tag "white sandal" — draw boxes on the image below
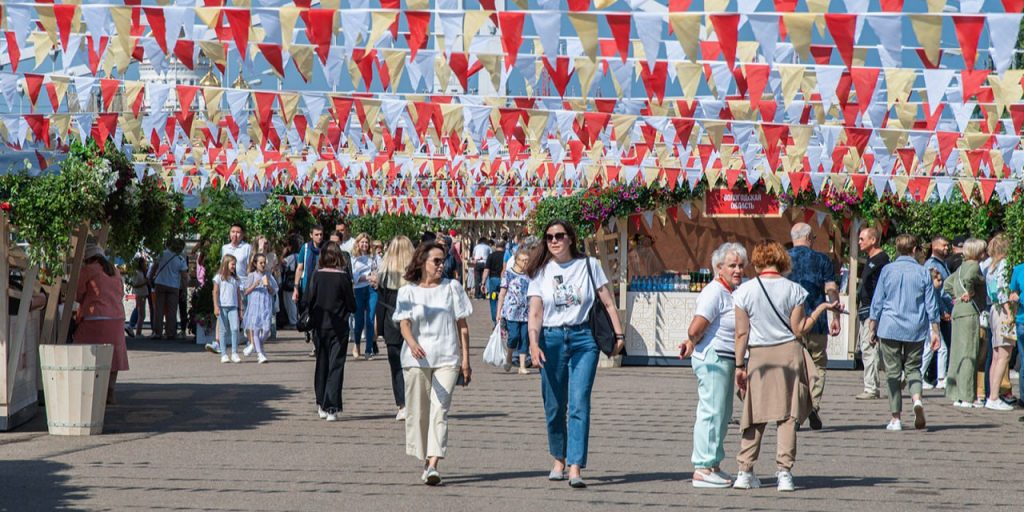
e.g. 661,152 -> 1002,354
692,470 -> 732,488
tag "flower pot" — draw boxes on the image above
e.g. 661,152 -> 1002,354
196,324 -> 215,345
38,344 -> 113,436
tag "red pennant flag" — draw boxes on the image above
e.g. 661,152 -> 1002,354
789,172 -> 811,193
606,14 -> 633,63
761,124 -> 789,171
405,11 -> 431,60
174,40 -> 196,70
568,0 -> 590,11
24,115 -> 50,148
96,113 -> 119,151
709,14 -> 740,69
952,16 -> 984,71
85,36 -> 109,76
671,117 -> 696,146
331,96 -> 353,127
253,92 -> 276,131
23,74 -> 45,109
849,67 -> 880,114
176,85 -> 200,110
4,33 -> 20,73
448,52 -> 483,91
305,8 -> 336,63
897,148 -> 917,174
224,9 -> 251,59
582,112 -> 611,148
53,4 -> 77,52
960,69 -> 989,100
35,150 -> 48,171
143,7 -> 168,54
1008,104 -> 1024,135
100,79 -> 120,111
351,49 -> 377,90
542,57 -> 575,98
824,14 -> 857,69
639,61 -> 669,104
131,84 -> 145,117
978,178 -> 997,203
849,173 -> 868,197
844,127 -> 872,158
916,48 -> 943,69
879,0 -> 905,11
257,44 -> 285,77
965,149 -> 986,177
44,83 -> 60,112
907,177 -> 930,201
498,11 -> 526,69
810,45 -> 833,65
745,64 -> 770,109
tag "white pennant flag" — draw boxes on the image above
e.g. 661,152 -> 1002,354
865,15 -> 902,68
141,38 -> 168,76
988,14 -> 1024,76
164,6 -> 193,51
514,55 -> 541,95
708,62 -> 734,99
531,12 -> 562,61
74,114 -> 94,144
324,46 -> 347,90
608,59 -> 635,98
5,5 -> 33,49
81,5 -> 111,40
922,68 -> 955,113
225,90 -> 249,124
815,65 -> 844,113
995,180 -> 1018,203
633,13 -> 663,67
960,0 -> 985,13
341,10 -> 370,56
61,34 -> 85,74
554,110 -> 577,142
748,14 -> 778,65
302,93 -> 327,126
148,83 -> 172,112
74,77 -> 97,112
407,50 -> 436,92
438,12 -> 462,57
0,73 -> 18,109
933,177 -> 954,200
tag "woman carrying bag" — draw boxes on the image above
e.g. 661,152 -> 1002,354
373,236 -> 415,421
525,220 -> 625,489
732,240 -> 838,492
943,238 -> 988,408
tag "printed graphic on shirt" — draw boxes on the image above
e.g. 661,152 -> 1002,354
553,275 -> 582,310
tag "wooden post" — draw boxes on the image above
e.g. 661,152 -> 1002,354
53,223 -> 90,346
618,217 -> 628,312
847,218 -> 862,360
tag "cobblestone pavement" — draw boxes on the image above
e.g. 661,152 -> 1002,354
2,300 -> 1021,511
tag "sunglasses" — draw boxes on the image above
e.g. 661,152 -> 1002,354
428,257 -> 445,265
545,232 -> 568,243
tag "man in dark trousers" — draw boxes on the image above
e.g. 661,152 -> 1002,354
855,227 -> 889,400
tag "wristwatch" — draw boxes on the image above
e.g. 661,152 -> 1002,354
615,334 -> 625,341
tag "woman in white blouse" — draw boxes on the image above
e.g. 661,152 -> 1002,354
681,243 -> 747,488
352,233 -> 381,359
526,220 -> 624,489
732,240 -> 838,492
393,241 -> 473,486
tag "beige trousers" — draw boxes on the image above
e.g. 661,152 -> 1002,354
802,334 -> 828,411
736,417 -> 797,472
404,366 -> 459,461
859,319 -> 881,394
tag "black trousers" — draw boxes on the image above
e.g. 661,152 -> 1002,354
314,325 -> 349,413
474,263 -> 486,298
386,344 -> 405,407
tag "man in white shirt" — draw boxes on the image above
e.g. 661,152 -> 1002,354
149,239 -> 189,340
471,237 -> 492,299
335,220 -> 355,254
221,224 -> 253,279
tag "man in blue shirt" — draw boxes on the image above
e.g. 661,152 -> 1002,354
788,222 -> 840,430
1007,260 -> 1024,407
921,236 -> 953,390
868,234 -> 941,431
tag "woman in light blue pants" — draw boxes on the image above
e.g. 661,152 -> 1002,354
681,243 -> 747,489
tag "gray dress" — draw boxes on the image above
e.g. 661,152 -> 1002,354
243,272 -> 279,336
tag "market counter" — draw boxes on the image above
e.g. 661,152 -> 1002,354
622,291 -> 855,368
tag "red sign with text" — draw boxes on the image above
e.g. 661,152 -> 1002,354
704,189 -> 780,217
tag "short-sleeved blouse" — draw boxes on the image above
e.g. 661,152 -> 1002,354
393,279 -> 473,368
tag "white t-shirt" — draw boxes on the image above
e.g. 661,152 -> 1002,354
692,279 -> 736,360
393,279 -> 473,369
221,242 -> 253,279
732,277 -> 809,347
351,254 -> 379,289
213,274 -> 240,307
527,257 -> 607,327
472,243 -> 492,263
339,237 -> 356,255
153,250 -> 188,289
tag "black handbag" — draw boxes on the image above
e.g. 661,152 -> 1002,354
584,257 -> 617,356
296,309 -> 313,333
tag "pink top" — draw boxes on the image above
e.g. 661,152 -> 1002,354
76,262 -> 126,321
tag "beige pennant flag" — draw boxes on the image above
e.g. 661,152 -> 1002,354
676,62 -> 702,103
806,0 -> 829,33
926,0 -> 946,12
28,32 -> 54,71
703,121 -> 726,150
575,58 -> 598,100
368,10 -> 398,51
790,125 -> 813,159
290,45 -> 314,82
878,129 -> 905,154
895,102 -> 917,130
990,149 -> 1005,175
988,70 -> 1024,116
526,110 -> 550,144
477,54 -> 503,92
109,6 -> 134,54
910,15 -> 942,67
279,6 -> 301,49
783,14 -> 815,61
728,100 -> 756,121
50,77 -> 70,111
965,132 -> 990,150
195,7 -> 222,30
778,64 -> 804,107
641,166 -> 660,185
35,6 -> 59,46
52,114 -> 72,140
705,0 -> 730,12
612,114 -> 637,150
435,54 -> 452,92
737,41 -> 759,64
720,145 -> 737,170
203,88 -> 224,122
198,41 -> 227,73
568,13 -> 599,61
705,167 -> 722,188
360,99 -> 382,136
669,14 -> 701,63
589,141 -> 605,164
124,81 -> 145,111
463,11 -> 491,53
594,0 -> 617,8
382,49 -> 407,91
441,104 -> 464,135
884,68 -> 916,109
120,114 -> 143,146
278,92 -> 299,125
891,175 -> 910,196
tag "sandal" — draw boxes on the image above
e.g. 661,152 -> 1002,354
692,469 -> 732,488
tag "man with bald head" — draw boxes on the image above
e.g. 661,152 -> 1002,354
788,222 -> 841,430
855,226 -> 889,400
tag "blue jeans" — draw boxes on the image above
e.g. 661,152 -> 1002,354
691,350 -> 736,469
354,286 -> 378,355
540,324 -> 599,468
505,320 -> 529,354
218,307 -> 240,355
487,277 -> 501,323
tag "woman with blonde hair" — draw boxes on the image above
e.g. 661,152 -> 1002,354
373,236 -> 416,420
982,234 -> 1015,410
351,232 -> 381,359
732,240 -> 838,492
944,238 -> 988,408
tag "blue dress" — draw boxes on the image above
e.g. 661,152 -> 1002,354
243,272 -> 278,335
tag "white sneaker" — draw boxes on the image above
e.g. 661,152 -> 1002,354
326,412 -> 338,421
424,467 -> 441,486
985,399 -> 1013,411
220,355 -> 230,363
732,471 -> 761,489
317,407 -> 328,419
776,470 -> 795,492
243,343 -> 255,357
922,381 -> 934,390
952,400 -> 972,408
204,343 -> 221,354
936,380 -> 946,389
886,419 -> 903,431
230,353 -> 242,363
971,400 -> 985,408
395,408 -> 407,421
257,353 -> 269,364
913,400 -> 926,430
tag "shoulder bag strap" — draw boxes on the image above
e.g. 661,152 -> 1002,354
755,276 -> 795,335
584,257 -> 597,298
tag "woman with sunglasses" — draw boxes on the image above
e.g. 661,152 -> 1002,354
525,220 -> 625,489
393,241 -> 473,486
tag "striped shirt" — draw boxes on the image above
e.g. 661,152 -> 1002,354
869,256 -> 940,342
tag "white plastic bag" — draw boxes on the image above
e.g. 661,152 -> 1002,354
483,324 -> 506,367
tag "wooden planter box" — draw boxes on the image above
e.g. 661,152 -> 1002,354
39,344 -> 113,436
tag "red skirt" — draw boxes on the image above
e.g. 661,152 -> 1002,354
74,319 -> 130,372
